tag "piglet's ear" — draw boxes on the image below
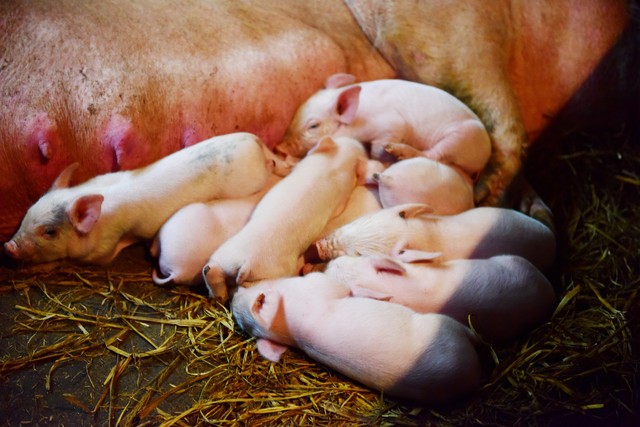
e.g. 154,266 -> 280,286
398,203 -> 434,219
370,255 -> 406,275
394,249 -> 443,264
50,163 -> 80,190
309,136 -> 338,155
251,290 -> 283,331
349,284 -> 393,301
256,338 -> 288,362
324,73 -> 356,89
67,194 -> 104,234
336,86 -> 361,125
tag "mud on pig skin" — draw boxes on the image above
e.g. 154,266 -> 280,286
203,136 -> 368,303
231,272 -> 483,404
0,0 -> 631,243
316,203 -> 557,272
151,174 -> 282,287
324,253 -> 556,343
4,133 -> 273,265
0,0 -> 394,244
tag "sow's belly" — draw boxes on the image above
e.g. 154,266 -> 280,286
0,0 -> 394,242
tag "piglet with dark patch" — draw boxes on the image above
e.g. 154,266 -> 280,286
4,133 -> 278,265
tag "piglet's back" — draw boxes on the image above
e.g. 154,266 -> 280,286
299,297 -> 482,404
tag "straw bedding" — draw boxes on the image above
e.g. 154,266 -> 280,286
0,130 -> 638,425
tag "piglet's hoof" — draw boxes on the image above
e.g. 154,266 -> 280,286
518,184 -> 555,233
384,142 -> 422,160
474,172 -> 507,207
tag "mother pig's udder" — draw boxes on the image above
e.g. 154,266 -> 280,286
0,0 -> 390,243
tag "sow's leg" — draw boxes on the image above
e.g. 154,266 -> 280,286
0,0 -> 393,242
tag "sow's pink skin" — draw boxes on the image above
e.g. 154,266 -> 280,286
372,157 -> 474,214
0,0 -> 395,244
4,133 -> 276,265
277,73 -> 491,181
151,175 -> 282,286
316,203 -> 557,272
202,136 -> 368,303
231,272 -> 483,405
324,253 -> 556,343
0,1 -> 627,241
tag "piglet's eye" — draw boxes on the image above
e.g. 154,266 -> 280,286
41,226 -> 59,240
307,121 -> 320,130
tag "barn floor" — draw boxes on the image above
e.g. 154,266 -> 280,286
1,128 -> 639,425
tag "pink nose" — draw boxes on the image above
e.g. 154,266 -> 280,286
4,240 -> 20,259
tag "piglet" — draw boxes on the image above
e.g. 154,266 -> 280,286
324,253 -> 556,342
316,204 -> 556,272
373,157 -> 474,214
203,136 -> 368,302
318,185 -> 381,238
151,174 -> 282,286
277,73 -> 491,180
4,133 -> 278,265
231,272 -> 482,404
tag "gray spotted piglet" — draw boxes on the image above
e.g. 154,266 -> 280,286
4,133 -> 277,265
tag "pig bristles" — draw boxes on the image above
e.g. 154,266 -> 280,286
0,136 -> 638,425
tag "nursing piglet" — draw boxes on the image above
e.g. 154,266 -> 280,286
373,157 -> 474,214
231,272 -> 482,404
318,185 -> 382,238
324,253 -> 556,342
316,204 -> 556,272
151,174 -> 282,286
203,136 -> 367,302
4,133 -> 276,265
277,73 -> 491,180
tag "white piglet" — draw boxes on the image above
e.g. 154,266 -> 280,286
318,185 -> 382,238
373,157 -> 474,214
151,175 -> 282,286
324,253 -> 556,342
203,136 -> 368,302
316,204 -> 556,272
231,272 -> 482,405
4,133 -> 279,265
277,73 -> 491,180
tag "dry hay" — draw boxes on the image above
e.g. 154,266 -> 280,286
0,132 -> 638,426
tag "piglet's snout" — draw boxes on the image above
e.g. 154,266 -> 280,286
4,240 -> 20,259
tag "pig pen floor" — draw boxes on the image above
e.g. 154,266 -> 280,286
1,133 -> 639,426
